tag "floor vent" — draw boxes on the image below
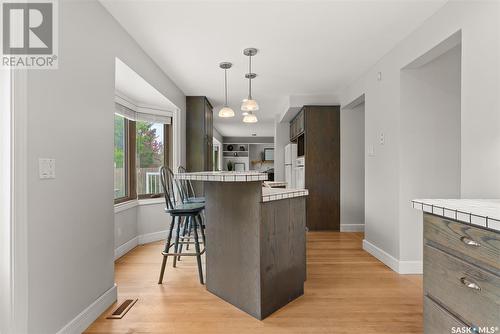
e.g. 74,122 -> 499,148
107,299 -> 138,319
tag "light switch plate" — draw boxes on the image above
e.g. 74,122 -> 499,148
39,158 -> 56,179
368,145 -> 375,157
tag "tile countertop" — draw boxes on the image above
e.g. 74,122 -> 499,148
412,199 -> 500,232
262,187 -> 309,202
175,171 -> 268,182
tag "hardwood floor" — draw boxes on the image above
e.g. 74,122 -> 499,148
85,232 -> 423,333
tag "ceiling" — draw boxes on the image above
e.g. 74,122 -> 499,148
115,57 -> 178,112
101,0 -> 446,137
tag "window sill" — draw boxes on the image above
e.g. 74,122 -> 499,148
114,197 -> 164,213
114,200 -> 138,213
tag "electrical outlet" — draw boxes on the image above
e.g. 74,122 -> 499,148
39,158 -> 56,179
379,132 -> 385,145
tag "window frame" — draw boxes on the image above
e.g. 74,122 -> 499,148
114,119 -> 137,204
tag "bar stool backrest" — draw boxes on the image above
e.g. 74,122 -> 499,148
177,166 -> 196,202
160,166 -> 176,210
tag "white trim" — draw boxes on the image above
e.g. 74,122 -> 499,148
137,230 -> 168,245
114,198 -> 164,214
114,230 -> 168,261
137,198 -> 164,206
362,239 -> 423,274
398,260 -> 423,274
114,200 -> 138,213
56,284 -> 117,334
11,70 -> 29,334
0,66 -> 12,334
115,93 -> 175,116
340,224 -> 365,232
362,239 -> 399,272
114,237 -> 139,261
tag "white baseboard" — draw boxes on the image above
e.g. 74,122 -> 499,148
114,236 -> 138,261
398,260 -> 423,274
57,284 -> 117,334
137,229 -> 167,245
115,230 -> 167,261
340,224 -> 365,232
362,239 -> 422,274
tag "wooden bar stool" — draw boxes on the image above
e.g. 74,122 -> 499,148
158,166 -> 206,285
176,166 -> 206,257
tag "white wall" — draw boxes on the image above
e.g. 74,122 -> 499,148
0,70 -> 11,334
340,1 -> 500,272
274,119 -> 290,182
22,1 -> 185,333
340,103 -> 365,232
399,45 -> 461,262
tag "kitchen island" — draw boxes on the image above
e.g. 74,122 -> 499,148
412,199 -> 500,333
175,171 -> 309,320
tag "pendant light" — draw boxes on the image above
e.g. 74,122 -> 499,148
218,62 -> 235,118
241,48 -> 259,122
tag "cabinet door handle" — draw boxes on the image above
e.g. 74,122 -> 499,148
460,277 -> 481,291
460,236 -> 481,247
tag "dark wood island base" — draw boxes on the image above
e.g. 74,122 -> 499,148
175,172 -> 308,320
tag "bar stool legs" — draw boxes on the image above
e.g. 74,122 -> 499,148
158,213 -> 205,285
158,216 -> 176,284
192,216 -> 204,285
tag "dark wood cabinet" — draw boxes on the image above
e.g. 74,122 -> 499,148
291,106 -> 340,231
186,96 -> 214,194
290,110 -> 305,141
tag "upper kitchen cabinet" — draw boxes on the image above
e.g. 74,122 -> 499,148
186,96 -> 214,193
290,109 -> 305,141
291,105 -> 340,231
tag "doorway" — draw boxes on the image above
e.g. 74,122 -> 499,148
399,32 -> 462,261
341,98 -> 365,232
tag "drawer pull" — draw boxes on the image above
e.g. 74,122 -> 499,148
460,236 -> 481,247
460,277 -> 481,291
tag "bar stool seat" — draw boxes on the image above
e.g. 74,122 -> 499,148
165,202 -> 205,215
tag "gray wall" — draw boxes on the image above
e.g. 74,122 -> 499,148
249,144 -> 274,171
340,1 -> 499,271
340,104 -> 365,231
399,45 -> 461,261
274,121 -> 290,182
24,1 -> 185,332
213,127 -> 223,144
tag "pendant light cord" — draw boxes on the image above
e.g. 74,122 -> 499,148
248,55 -> 252,99
224,68 -> 228,106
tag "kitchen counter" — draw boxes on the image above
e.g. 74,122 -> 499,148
174,171 -> 308,319
262,187 -> 309,202
177,172 -> 308,202
412,199 -> 500,231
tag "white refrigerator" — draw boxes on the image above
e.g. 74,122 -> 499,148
285,143 -> 297,188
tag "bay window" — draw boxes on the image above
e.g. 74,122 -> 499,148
114,102 -> 172,204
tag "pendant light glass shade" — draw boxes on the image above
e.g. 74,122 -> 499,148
243,111 -> 258,123
218,106 -> 235,117
218,62 -> 234,118
241,98 -> 259,112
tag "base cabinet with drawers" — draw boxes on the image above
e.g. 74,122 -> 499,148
423,213 -> 500,333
